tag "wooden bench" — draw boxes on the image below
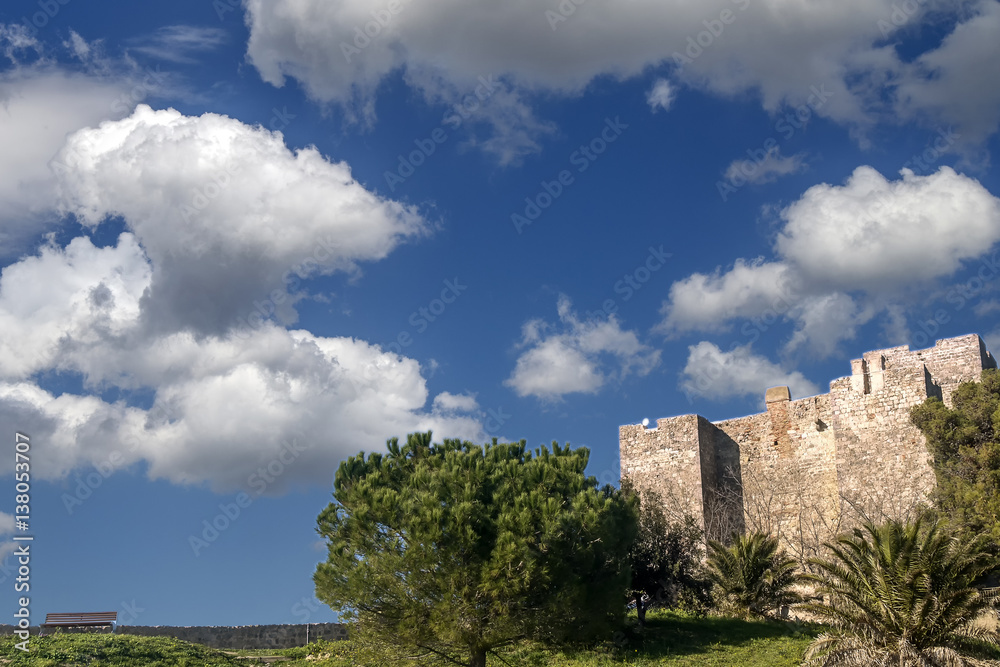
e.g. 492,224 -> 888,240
40,612 -> 118,635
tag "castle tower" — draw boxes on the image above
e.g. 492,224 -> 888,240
620,334 -> 996,556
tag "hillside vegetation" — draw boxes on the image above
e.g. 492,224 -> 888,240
0,612 -> 819,666
0,633 -> 247,666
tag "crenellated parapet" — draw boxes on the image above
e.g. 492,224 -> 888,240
620,334 -> 996,556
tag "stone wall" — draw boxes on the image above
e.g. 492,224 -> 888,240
0,623 -> 348,649
620,334 -> 997,559
831,353 -> 936,528
717,391 -> 840,561
119,623 -> 348,649
620,414 -> 707,528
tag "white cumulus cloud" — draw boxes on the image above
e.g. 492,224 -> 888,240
242,0 -> 1000,157
54,104 -> 427,336
432,391 -> 479,414
659,259 -> 792,334
894,0 -> 1000,149
660,165 -> 1000,355
506,296 -> 660,401
777,166 -> 1000,292
0,103 -> 482,494
680,342 -> 819,402
0,68 -> 131,256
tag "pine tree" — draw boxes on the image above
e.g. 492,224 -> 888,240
911,368 -> 1000,545
314,432 -> 637,667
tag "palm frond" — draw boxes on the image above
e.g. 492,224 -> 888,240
804,518 -> 1000,666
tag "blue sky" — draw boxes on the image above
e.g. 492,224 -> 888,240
1,0 -> 1000,627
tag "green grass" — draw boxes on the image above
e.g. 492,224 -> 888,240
298,610 -> 1000,666
0,612 -> 821,666
0,633 -> 249,666
24,611 -> 995,666
496,611 -> 819,667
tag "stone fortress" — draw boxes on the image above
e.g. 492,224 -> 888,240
620,334 -> 997,559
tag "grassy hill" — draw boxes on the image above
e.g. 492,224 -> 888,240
0,611 -> 822,666
0,633 -> 248,666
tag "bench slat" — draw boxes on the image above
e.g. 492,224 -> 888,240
42,612 -> 118,627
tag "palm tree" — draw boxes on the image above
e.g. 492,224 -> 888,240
706,532 -> 801,619
803,518 -> 1000,666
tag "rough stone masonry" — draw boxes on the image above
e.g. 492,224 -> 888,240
620,334 -> 997,561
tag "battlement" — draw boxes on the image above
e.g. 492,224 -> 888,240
620,334 -> 996,554
841,334 -> 994,403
